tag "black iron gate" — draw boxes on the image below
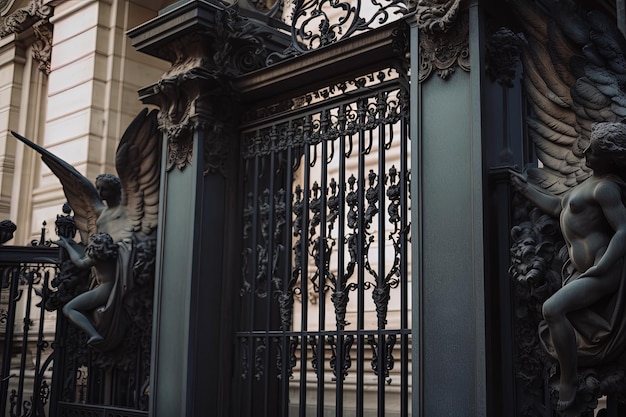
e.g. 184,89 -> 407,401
234,29 -> 412,416
0,225 -> 59,417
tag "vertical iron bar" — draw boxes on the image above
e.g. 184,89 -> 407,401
336,106 -> 347,417
135,339 -> 142,408
317,125 -> 328,417
299,139 -> 311,417
377,99 -> 387,417
400,110 -> 409,417
263,152 -> 276,417
32,269 -> 49,416
356,98 -> 366,417
281,142 -> 295,417
16,269 -> 36,416
0,267 -> 19,415
410,19 -> 424,417
246,154 -> 261,417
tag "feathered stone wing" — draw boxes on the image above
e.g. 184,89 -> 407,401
115,108 -> 161,238
10,131 -> 104,244
509,0 -> 626,194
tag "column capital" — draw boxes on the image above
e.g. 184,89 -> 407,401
129,0 -> 289,175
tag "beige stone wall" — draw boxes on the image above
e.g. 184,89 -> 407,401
0,0 -> 169,244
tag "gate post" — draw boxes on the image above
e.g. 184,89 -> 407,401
127,2 -> 287,416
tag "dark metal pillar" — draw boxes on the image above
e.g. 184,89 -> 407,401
128,2 -> 287,416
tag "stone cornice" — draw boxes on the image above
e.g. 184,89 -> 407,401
0,0 -> 50,37
0,0 -> 52,74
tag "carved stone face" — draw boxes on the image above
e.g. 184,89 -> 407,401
96,180 -> 115,202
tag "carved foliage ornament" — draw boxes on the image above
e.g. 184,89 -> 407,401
416,0 -> 470,82
151,7 -> 276,175
0,0 -> 52,74
150,66 -> 233,176
32,20 -> 51,74
0,0 -> 50,36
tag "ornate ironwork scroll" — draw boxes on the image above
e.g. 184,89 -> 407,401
265,0 -> 414,63
0,223 -> 59,417
235,57 -> 411,415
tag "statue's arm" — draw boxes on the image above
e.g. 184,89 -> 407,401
56,237 -> 95,270
584,182 -> 626,277
511,171 -> 562,218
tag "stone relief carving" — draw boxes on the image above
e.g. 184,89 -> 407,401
485,27 -> 523,88
11,109 -> 160,355
143,6 -> 282,175
0,0 -> 16,16
416,0 -> 470,82
0,0 -> 51,74
32,20 -> 51,74
508,0 -> 626,414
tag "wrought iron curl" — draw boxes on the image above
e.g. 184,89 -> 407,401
254,337 -> 266,380
367,333 -> 397,382
287,0 -> 412,53
275,336 -> 299,379
240,337 -> 249,379
308,335 -> 320,376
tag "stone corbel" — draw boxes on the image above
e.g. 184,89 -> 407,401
142,65 -> 233,176
416,0 -> 470,82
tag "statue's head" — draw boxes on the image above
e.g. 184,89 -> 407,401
589,122 -> 626,171
0,220 -> 16,244
95,174 -> 121,202
86,232 -> 118,261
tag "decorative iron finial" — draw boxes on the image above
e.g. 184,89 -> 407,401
55,202 -> 76,240
31,220 -> 51,246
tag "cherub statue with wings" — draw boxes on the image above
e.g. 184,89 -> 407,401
505,0 -> 626,414
12,108 -> 160,352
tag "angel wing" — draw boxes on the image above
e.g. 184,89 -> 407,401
115,108 -> 160,237
508,0 -> 626,194
10,131 -> 104,243
11,108 -> 161,243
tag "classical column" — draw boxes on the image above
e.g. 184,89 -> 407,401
128,2 -> 287,415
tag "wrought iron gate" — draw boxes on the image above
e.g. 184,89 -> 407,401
234,31 -> 412,416
0,227 -> 59,417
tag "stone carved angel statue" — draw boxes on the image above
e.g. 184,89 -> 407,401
507,0 -> 626,414
11,108 -> 160,352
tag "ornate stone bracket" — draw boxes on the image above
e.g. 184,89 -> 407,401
0,0 -> 52,74
130,2 -> 290,176
416,0 -> 470,82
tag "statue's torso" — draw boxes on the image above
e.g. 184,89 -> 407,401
96,206 -> 132,243
561,177 -> 617,273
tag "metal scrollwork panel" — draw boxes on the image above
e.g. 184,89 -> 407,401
236,65 -> 411,415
